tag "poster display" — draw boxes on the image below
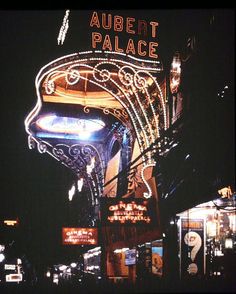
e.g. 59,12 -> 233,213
125,249 -> 136,266
179,218 -> 205,279
152,244 -> 163,277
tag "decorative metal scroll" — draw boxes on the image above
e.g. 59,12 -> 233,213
37,52 -> 166,162
28,135 -> 104,201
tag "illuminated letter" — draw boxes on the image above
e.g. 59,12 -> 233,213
102,34 -> 112,51
150,21 -> 158,38
115,36 -> 124,53
126,39 -> 136,55
92,32 -> 102,49
102,13 -> 112,29
138,40 -> 147,56
114,15 -> 123,32
126,17 -> 135,34
120,202 -> 126,209
109,205 -> 117,211
90,11 -> 100,28
126,203 -> 132,211
138,20 -> 147,36
149,42 -> 158,58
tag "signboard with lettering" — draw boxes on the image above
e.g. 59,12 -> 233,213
179,218 -> 205,279
89,11 -> 159,59
62,228 -> 98,245
101,198 -> 157,226
3,219 -> 19,226
6,274 -> 22,282
4,264 -> 16,270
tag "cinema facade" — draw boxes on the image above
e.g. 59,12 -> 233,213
24,10 -> 235,284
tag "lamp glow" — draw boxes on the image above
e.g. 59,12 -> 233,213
0,245 -> 5,252
0,253 -> 5,262
77,178 -> 84,192
68,184 -> 76,201
59,265 -> 67,271
225,238 -> 233,249
79,130 -> 91,140
71,262 -> 77,268
36,115 -> 105,139
87,157 -> 96,174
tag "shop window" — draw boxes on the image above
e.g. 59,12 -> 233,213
177,196 -> 236,279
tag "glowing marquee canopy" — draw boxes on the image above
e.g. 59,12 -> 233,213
24,50 -> 167,199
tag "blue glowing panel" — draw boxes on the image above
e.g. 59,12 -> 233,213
36,115 -> 105,139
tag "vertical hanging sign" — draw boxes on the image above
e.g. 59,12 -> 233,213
179,218 -> 205,279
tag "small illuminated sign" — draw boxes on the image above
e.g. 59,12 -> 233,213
5,264 -> 16,270
6,274 -> 22,282
3,220 -> 18,226
62,228 -> 98,245
101,198 -> 157,225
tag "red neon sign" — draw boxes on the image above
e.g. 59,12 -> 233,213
102,199 -> 156,225
62,228 -> 98,245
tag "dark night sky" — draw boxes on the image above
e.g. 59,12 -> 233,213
0,10 -> 86,267
0,9 -> 234,268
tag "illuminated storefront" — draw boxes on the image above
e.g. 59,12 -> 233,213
177,195 -> 236,279
104,239 -> 163,284
83,247 -> 101,277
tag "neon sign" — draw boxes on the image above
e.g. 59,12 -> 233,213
3,220 -> 18,226
6,274 -> 23,283
62,228 -> 98,245
102,199 -> 156,225
90,11 -> 159,59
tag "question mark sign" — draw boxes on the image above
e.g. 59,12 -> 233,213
184,231 -> 202,262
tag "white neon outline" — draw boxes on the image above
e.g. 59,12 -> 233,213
24,51 -> 166,199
